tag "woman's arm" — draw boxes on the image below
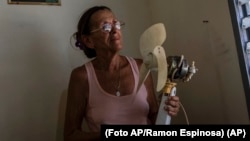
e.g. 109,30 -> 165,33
64,66 -> 100,141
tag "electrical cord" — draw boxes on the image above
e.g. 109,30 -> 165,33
179,101 -> 190,125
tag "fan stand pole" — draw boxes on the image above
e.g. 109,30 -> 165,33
155,81 -> 177,125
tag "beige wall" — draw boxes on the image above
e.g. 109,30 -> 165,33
0,0 -> 249,141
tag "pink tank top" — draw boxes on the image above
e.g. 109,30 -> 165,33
85,56 -> 149,132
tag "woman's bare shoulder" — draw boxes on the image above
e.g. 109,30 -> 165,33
131,57 -> 143,67
68,64 -> 89,92
68,64 -> 89,98
70,64 -> 87,80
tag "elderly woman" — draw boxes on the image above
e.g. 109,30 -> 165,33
64,5 -> 180,141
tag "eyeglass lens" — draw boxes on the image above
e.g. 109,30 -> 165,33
102,21 -> 122,32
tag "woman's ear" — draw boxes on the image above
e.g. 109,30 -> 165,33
82,35 -> 94,49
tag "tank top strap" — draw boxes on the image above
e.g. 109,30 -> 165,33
84,61 -> 102,98
125,56 -> 139,88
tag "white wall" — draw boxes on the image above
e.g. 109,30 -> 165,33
0,0 -> 249,141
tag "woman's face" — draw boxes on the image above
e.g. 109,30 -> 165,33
87,9 -> 123,55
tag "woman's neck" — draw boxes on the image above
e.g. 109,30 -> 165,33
92,55 -> 122,72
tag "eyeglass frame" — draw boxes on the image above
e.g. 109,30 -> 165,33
90,20 -> 125,33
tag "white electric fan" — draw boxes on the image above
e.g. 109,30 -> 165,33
137,23 -> 198,125
136,23 -> 172,125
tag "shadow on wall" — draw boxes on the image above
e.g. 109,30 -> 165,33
56,89 -> 67,141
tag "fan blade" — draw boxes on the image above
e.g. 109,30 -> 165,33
137,23 -> 168,94
152,46 -> 168,92
140,23 -> 166,59
137,63 -> 150,93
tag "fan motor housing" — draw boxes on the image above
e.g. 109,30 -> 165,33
167,56 -> 189,81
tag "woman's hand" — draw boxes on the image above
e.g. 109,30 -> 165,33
164,96 -> 180,116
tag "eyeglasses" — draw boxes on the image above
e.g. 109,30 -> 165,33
90,21 -> 125,33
